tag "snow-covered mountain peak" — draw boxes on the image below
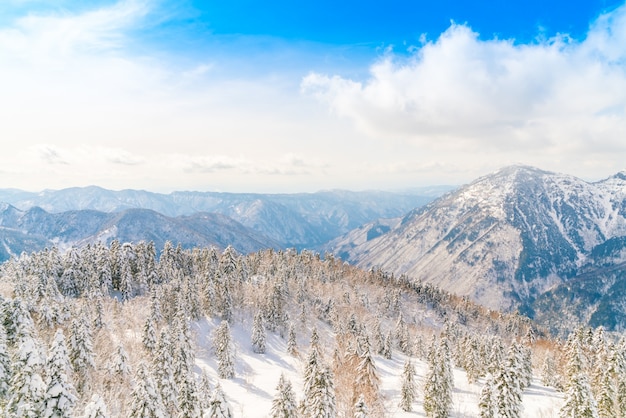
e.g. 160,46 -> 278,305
329,166 -> 626,312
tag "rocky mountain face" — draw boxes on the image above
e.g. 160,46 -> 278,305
0,204 -> 280,260
0,188 -> 433,248
328,166 -> 626,316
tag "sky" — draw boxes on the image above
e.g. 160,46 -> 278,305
1,0 -> 626,193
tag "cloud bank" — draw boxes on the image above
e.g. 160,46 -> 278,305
302,5 -> 626,158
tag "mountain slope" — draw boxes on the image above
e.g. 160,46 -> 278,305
0,204 -> 279,260
0,188 -> 434,248
328,165 -> 626,312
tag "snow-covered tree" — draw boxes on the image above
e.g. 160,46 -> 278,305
128,362 -> 167,418
154,330 -> 178,415
213,321 -> 235,379
252,311 -> 266,354
81,394 -> 110,418
41,329 -> 77,418
353,394 -> 369,418
478,373 -> 497,418
7,336 -> 45,418
302,330 -> 336,418
69,311 -> 95,391
0,322 -> 12,399
423,338 -> 452,418
287,323 -> 298,357
559,372 -> 599,418
494,365 -> 522,418
177,371 -> 202,418
142,316 -> 158,353
399,360 -> 416,412
206,383 -> 233,418
270,373 -> 298,418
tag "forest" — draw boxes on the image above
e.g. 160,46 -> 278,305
0,241 -> 623,417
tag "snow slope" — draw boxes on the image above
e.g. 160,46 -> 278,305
191,317 -> 563,417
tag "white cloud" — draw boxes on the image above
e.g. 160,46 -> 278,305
302,4 -> 626,159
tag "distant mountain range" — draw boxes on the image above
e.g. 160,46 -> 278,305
0,187 -> 437,260
327,165 -> 626,330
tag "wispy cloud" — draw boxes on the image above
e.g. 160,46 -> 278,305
34,144 -> 69,165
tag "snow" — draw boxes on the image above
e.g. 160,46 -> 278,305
192,317 -> 564,418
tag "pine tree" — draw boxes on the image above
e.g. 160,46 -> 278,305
142,316 -> 158,353
306,367 -> 336,418
423,338 -> 452,418
214,321 -> 235,379
207,383 -> 233,418
81,394 -> 110,418
69,311 -> 95,391
7,336 -> 45,418
129,362 -> 167,418
494,365 -> 522,418
252,311 -> 266,354
353,394 -> 369,418
559,373 -> 599,418
596,366 -> 616,418
0,322 -> 12,399
270,373 -> 298,418
302,330 -> 337,418
110,345 -> 131,380
478,373 -> 497,418
198,372 -> 213,412
154,330 -> 179,415
399,360 -> 416,412
354,336 -> 379,408
382,332 -> 392,360
177,371 -> 202,418
41,329 -> 77,418
287,323 -> 298,356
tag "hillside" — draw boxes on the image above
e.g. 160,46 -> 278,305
0,244 -> 581,417
327,166 -> 626,315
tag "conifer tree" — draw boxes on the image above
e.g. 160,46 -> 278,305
270,373 -> 298,418
287,323 -> 298,357
353,394 -> 369,418
423,338 -> 452,418
128,362 -> 167,418
596,366 -> 616,418
0,323 -> 12,399
110,345 -> 131,380
177,371 -> 202,418
81,394 -> 110,418
559,373 -> 599,418
69,311 -> 95,391
214,321 -> 235,379
198,372 -> 213,412
143,316 -> 158,353
7,336 -> 45,418
478,373 -> 497,418
354,337 -> 379,409
154,330 -> 179,415
252,311 -> 266,354
399,360 -> 416,412
494,365 -> 522,418
41,329 -> 77,418
302,329 -> 337,418
207,383 -> 233,418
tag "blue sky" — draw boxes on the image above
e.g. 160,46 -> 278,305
1,0 -> 626,192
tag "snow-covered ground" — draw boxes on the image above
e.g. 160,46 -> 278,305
192,318 -> 563,417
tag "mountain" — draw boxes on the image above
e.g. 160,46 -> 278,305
0,204 -> 279,260
0,188 -> 435,248
327,165 -> 626,315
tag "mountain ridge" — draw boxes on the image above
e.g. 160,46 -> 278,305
327,165 -> 626,319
